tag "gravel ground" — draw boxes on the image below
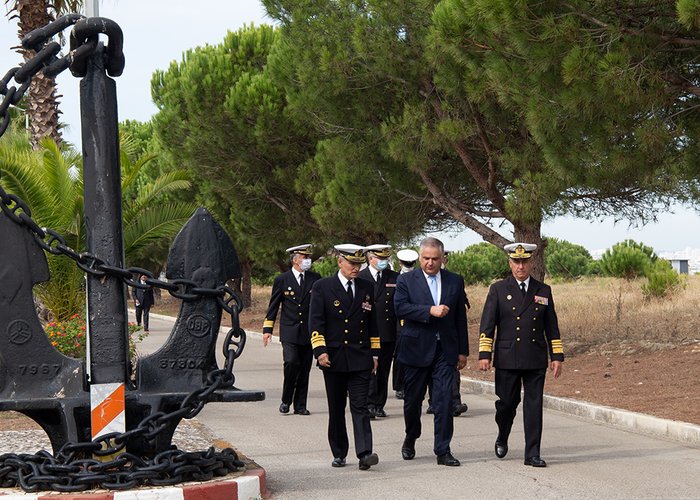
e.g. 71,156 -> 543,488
0,418 -> 220,455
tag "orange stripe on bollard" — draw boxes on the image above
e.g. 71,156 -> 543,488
90,383 -> 125,438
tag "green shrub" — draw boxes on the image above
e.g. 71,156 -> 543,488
600,239 -> 658,279
641,259 -> 687,298
586,259 -> 603,276
447,242 -> 509,285
545,238 -> 593,280
312,257 -> 339,277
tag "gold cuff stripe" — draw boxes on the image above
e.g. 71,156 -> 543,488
263,320 -> 275,328
551,340 -> 563,345
310,331 -> 326,349
479,337 -> 493,352
552,347 -> 564,354
370,337 -> 380,349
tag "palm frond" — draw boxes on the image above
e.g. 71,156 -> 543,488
123,203 -> 197,259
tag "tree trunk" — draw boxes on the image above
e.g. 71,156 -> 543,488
15,0 -> 62,148
239,258 -> 253,308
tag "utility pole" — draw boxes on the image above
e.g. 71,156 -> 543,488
84,0 -> 99,17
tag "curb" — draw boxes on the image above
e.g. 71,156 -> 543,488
0,468 -> 268,499
462,376 -> 700,446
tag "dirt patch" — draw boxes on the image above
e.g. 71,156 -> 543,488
462,340 -> 700,426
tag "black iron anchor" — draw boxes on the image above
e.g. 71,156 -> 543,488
0,212 -> 89,451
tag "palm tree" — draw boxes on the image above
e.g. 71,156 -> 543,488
5,0 -> 82,148
0,125 -> 197,320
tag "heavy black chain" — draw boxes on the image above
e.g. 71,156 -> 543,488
0,182 -> 248,492
0,13 -> 124,137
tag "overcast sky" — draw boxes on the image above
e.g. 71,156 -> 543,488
1,0 -> 698,253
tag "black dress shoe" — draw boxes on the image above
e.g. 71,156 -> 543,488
279,403 -> 290,414
331,457 -> 346,467
524,456 -> 547,467
401,438 -> 416,460
358,452 -> 379,470
436,452 -> 460,466
375,408 -> 387,418
452,403 -> 468,417
495,440 -> 508,459
294,408 -> 310,415
395,390 -> 404,400
426,405 -> 434,415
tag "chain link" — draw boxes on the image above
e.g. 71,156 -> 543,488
0,186 -> 249,491
0,14 -> 125,137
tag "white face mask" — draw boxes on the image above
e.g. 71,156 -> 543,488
300,258 -> 312,271
375,259 -> 389,271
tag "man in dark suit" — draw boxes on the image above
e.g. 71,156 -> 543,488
309,244 -> 380,471
394,237 -> 469,467
426,250 -> 469,418
263,244 -> 321,415
479,242 -> 564,468
132,274 -> 155,332
359,244 -> 398,419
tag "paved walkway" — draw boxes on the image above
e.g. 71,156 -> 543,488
139,314 -> 700,499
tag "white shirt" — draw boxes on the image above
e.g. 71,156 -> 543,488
292,268 -> 304,287
369,266 -> 381,282
517,276 -> 531,293
423,270 -> 441,304
337,271 -> 354,296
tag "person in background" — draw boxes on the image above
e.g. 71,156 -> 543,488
478,243 -> 564,468
309,244 -> 380,471
397,249 -> 419,275
132,274 -> 155,333
262,244 -> 321,415
359,244 -> 398,418
394,237 -> 469,467
393,248 -> 419,400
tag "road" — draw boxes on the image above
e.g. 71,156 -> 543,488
140,314 -> 700,499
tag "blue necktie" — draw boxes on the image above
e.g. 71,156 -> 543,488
429,275 -> 438,305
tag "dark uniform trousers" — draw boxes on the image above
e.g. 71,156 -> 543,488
392,357 -> 404,393
359,267 -> 399,413
310,276 -> 380,460
495,368 -> 546,458
479,275 -> 564,460
281,342 -> 313,411
323,369 -> 373,459
403,342 -> 454,456
369,340 -> 394,408
263,269 -> 321,412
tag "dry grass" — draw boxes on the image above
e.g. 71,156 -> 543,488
466,275 -> 700,357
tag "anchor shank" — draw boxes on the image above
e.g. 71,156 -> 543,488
80,43 -> 129,385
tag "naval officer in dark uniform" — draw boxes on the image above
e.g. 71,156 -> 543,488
309,244 -> 380,470
263,244 -> 321,415
359,244 -> 398,418
393,248 -> 419,400
479,242 -> 564,467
